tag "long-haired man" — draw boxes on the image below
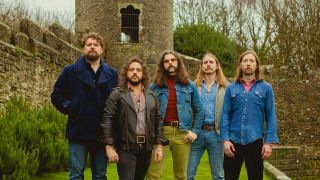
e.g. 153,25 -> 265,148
100,56 -> 168,180
220,50 -> 279,180
187,53 -> 227,180
146,50 -> 204,180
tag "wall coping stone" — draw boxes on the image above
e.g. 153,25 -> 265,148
13,32 -> 30,52
273,146 -> 300,150
264,161 -> 292,180
0,22 -> 11,43
20,18 -> 43,43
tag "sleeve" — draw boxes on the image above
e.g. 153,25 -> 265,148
220,85 -> 232,142
152,92 -> 169,146
190,82 -> 205,136
100,89 -> 120,145
263,84 -> 279,144
51,67 -> 72,115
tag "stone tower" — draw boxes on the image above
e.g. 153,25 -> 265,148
75,0 -> 173,69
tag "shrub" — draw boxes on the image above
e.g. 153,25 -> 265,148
174,24 -> 239,76
0,95 -> 68,179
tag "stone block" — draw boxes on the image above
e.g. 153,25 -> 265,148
20,18 -> 43,42
30,38 -> 57,57
0,22 -> 11,43
43,30 -> 59,50
49,22 -> 69,42
57,38 -> 81,62
13,32 -> 30,51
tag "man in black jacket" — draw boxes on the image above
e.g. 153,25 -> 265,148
100,56 -> 168,180
51,32 -> 118,179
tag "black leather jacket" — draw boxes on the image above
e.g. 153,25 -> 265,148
100,87 -> 168,151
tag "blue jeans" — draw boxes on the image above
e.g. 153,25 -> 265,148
187,131 -> 224,180
69,142 -> 107,180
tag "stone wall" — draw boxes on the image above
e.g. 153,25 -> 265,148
263,65 -> 320,178
0,19 -> 81,106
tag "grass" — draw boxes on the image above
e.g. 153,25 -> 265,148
34,152 -> 271,180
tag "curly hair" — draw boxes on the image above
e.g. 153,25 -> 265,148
194,52 -> 227,87
153,50 -> 189,86
118,56 -> 150,89
235,49 -> 264,82
81,32 -> 104,48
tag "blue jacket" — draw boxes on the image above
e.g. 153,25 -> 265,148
51,56 -> 118,141
220,80 -> 279,145
150,81 -> 204,136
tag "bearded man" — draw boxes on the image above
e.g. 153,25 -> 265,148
51,32 -> 118,180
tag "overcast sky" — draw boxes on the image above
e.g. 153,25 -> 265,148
3,0 -> 75,13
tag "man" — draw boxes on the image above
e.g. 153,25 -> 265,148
51,32 -> 118,180
220,50 -> 279,180
146,50 -> 204,180
100,56 -> 168,180
187,53 -> 227,180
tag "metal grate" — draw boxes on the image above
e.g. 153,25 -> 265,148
120,5 -> 140,43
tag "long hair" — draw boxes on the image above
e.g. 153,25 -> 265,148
118,56 -> 150,89
235,49 -> 264,82
153,50 -> 190,86
195,52 -> 227,87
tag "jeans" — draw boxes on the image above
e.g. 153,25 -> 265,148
69,141 -> 107,180
146,126 -> 190,180
187,131 -> 224,180
224,139 -> 263,180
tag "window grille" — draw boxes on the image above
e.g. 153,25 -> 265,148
120,5 -> 140,43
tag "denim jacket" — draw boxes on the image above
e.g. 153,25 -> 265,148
150,81 -> 204,136
220,80 -> 279,145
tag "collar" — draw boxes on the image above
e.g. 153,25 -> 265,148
240,78 -> 256,85
128,84 -> 145,92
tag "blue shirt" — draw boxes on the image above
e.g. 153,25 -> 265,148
201,80 -> 218,125
220,80 -> 279,145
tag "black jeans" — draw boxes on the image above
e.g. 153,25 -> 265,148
117,147 -> 152,180
224,139 -> 263,180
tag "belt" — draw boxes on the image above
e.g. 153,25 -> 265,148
202,124 -> 215,131
164,121 -> 179,127
136,135 -> 146,143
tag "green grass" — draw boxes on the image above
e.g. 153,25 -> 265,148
34,152 -> 271,180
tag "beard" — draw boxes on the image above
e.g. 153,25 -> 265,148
127,76 -> 142,86
85,51 -> 100,62
165,66 -> 177,74
243,68 -> 255,76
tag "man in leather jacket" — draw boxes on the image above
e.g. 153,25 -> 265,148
100,56 -> 168,180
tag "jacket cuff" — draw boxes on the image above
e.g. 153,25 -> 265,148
99,137 -> 114,145
156,136 -> 169,146
264,134 -> 279,144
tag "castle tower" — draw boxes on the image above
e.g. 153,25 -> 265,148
75,0 -> 173,69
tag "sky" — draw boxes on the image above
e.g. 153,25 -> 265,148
2,0 -> 75,14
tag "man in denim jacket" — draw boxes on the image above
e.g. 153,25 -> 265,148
146,50 -> 204,180
220,50 -> 279,180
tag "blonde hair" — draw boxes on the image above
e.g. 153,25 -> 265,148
195,52 -> 227,87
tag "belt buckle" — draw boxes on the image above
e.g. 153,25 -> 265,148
203,124 -> 215,131
170,121 -> 179,127
136,136 -> 145,143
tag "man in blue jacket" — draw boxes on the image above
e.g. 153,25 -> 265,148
51,32 -> 118,180
220,50 -> 279,180
146,50 -> 204,180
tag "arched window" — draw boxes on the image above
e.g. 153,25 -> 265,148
120,5 -> 140,43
